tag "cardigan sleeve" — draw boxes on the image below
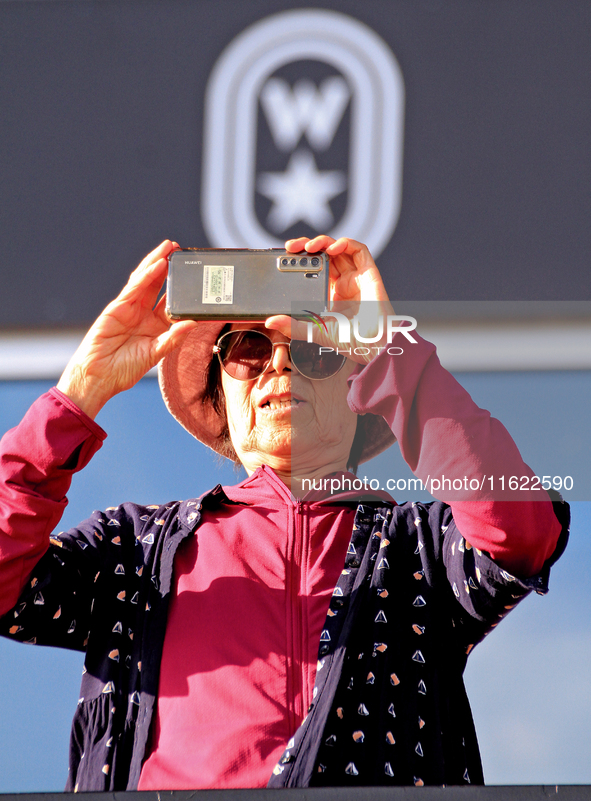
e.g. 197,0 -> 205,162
347,336 -> 564,578
0,388 -> 106,617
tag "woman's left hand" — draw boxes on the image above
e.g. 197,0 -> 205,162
266,235 -> 396,365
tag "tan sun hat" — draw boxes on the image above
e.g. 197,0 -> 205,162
158,323 -> 395,464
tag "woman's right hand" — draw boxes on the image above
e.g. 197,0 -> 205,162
267,235 -> 396,365
56,240 -> 198,419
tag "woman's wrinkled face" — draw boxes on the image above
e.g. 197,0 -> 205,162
220,323 -> 358,478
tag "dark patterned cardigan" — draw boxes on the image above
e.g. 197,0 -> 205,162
0,482 -> 569,791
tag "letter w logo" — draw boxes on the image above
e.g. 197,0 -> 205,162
260,76 -> 350,151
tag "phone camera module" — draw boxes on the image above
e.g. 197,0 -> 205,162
310,257 -> 320,267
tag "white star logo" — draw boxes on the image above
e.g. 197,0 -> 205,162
257,149 -> 347,232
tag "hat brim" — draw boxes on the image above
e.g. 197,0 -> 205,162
158,323 -> 395,464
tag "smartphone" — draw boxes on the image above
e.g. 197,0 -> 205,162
166,248 -> 330,321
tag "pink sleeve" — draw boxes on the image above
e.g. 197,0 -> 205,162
0,387 -> 106,616
347,336 -> 561,577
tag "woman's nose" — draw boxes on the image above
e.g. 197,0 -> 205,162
268,341 -> 292,375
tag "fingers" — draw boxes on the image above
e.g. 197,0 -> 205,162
153,296 -> 200,354
285,235 -> 388,303
285,237 -> 308,253
285,235 -> 339,253
121,240 -> 175,297
153,288 -> 199,361
154,294 -> 172,327
136,239 -> 176,272
285,235 -> 370,267
266,314 -> 330,344
94,253 -> 170,340
117,256 -> 168,309
265,314 -> 294,339
329,238 -> 379,282
154,319 -> 199,361
286,234 -> 369,252
306,235 -> 338,252
326,237 -> 369,264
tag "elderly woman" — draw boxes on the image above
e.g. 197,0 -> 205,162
0,236 -> 567,791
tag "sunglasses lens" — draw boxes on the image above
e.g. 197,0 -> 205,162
290,340 -> 347,379
219,331 -> 272,380
217,331 -> 347,381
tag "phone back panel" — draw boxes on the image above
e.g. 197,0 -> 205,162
166,249 -> 329,320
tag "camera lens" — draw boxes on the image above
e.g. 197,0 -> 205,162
290,258 -> 297,265
311,257 -> 320,267
300,257 -> 308,266
281,258 -> 288,266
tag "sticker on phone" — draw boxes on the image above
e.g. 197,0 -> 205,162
202,265 -> 234,304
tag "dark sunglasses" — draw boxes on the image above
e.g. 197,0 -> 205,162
212,329 -> 347,381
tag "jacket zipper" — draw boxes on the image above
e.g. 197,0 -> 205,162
286,500 -> 306,734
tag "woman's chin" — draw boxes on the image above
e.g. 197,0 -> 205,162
236,428 -> 293,468
233,423 -> 343,475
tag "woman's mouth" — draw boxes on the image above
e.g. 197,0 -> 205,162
260,398 -> 303,410
259,395 -> 305,412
